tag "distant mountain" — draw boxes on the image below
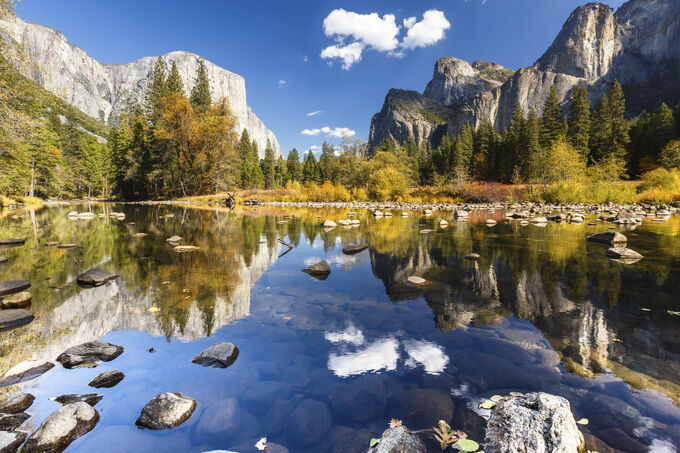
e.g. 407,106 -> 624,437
369,0 -> 680,150
0,15 -> 280,157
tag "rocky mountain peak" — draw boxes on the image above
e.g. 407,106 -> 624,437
423,57 -> 507,106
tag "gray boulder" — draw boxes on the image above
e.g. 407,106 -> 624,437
88,370 -> 124,388
0,310 -> 34,331
0,360 -> 54,388
76,269 -> 119,287
342,245 -> 369,255
367,426 -> 425,453
586,232 -> 627,245
302,261 -> 331,279
605,247 -> 643,262
0,292 -> 31,309
53,394 -> 103,407
135,393 -> 196,430
0,394 -> 34,414
0,430 -> 27,453
191,342 -> 239,368
22,402 -> 99,453
0,413 -> 29,431
485,392 -> 584,453
0,281 -> 30,297
56,340 -> 124,368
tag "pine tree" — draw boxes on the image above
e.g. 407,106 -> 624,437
589,93 -> 611,162
567,85 -> 591,156
262,140 -> 276,189
540,86 -> 565,149
302,151 -> 321,183
526,107 -> 542,181
451,123 -> 474,183
190,59 -> 212,112
607,80 -> 629,160
472,120 -> 494,180
286,148 -> 301,182
319,141 -> 338,183
275,155 -> 289,186
145,57 -> 167,123
649,103 -> 676,159
166,62 -> 184,98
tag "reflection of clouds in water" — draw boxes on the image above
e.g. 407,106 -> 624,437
648,439 -> 676,453
328,338 -> 400,377
324,321 -> 364,346
304,254 -> 360,268
403,339 -> 449,374
325,323 -> 449,377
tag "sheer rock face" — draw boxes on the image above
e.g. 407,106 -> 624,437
0,15 -> 279,158
369,0 -> 680,149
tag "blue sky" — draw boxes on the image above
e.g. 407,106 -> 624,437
17,0 -> 626,156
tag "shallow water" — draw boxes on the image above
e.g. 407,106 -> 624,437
1,204 -> 679,453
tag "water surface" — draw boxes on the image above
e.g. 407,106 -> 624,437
1,204 -> 679,452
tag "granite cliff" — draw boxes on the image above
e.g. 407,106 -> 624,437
369,0 -> 680,150
0,15 -> 280,157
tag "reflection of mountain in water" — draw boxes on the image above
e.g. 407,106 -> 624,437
369,244 -> 680,404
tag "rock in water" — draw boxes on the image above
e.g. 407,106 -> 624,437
88,370 -> 124,388
0,239 -> 24,246
76,269 -> 119,287
407,276 -> 426,285
166,236 -> 182,244
484,392 -> 584,453
0,394 -> 34,414
322,219 -> 337,228
586,231 -> 627,245
53,394 -> 103,407
191,343 -> 239,368
0,412 -> 29,430
135,393 -> 196,430
342,245 -> 369,255
302,261 -> 331,280
56,341 -> 124,369
0,309 -> 34,331
0,292 -> 31,309
367,426 -> 425,453
173,246 -> 199,253
0,360 -> 54,388
0,257 -> 7,264
0,281 -> 31,297
464,253 -> 481,261
605,247 -> 643,262
22,402 -> 99,453
0,430 -> 27,452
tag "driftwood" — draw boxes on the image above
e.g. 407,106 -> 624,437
223,192 -> 236,209
278,239 -> 294,258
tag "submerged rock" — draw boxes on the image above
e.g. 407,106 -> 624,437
0,360 -> 54,388
173,246 -> 199,253
56,340 -> 124,369
342,245 -> 369,255
0,292 -> 31,309
302,261 -> 331,280
587,231 -> 627,245
56,243 -> 78,249
88,370 -> 125,388
53,394 -> 103,407
605,247 -> 643,262
285,399 -> 331,447
166,235 -> 182,244
0,413 -> 29,431
135,393 -> 196,430
0,281 -> 31,297
388,388 -> 454,430
0,309 -> 34,331
367,426 -> 425,453
485,392 -> 584,453
191,342 -> 239,368
0,394 -> 34,414
0,430 -> 27,452
76,269 -> 119,287
0,239 -> 24,246
23,402 -> 99,453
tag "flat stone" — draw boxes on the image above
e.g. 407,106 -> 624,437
88,370 -> 124,388
132,233 -> 148,238
0,394 -> 34,414
0,292 -> 31,309
0,310 -> 34,331
0,430 -> 26,452
0,257 -> 7,264
322,219 -> 337,228
135,393 -> 196,430
76,269 -> 119,287
605,247 -> 643,261
191,342 -> 239,368
166,236 -> 182,244
44,242 -> 60,247
464,253 -> 481,260
0,360 -> 54,388
0,239 -> 24,246
302,261 -> 331,280
368,426 -> 425,453
56,244 -> 78,249
342,245 -> 368,255
0,281 -> 31,297
407,276 -> 426,285
22,402 -> 99,453
53,394 -> 103,407
587,232 -> 627,245
0,413 -> 29,431
485,392 -> 584,453
173,246 -> 199,253
56,341 -> 124,369
530,217 -> 548,224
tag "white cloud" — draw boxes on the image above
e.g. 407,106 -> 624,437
307,110 -> 323,117
303,55 -> 309,62
304,145 -> 322,155
278,79 -> 287,86
403,339 -> 449,375
320,8 -> 450,69
401,10 -> 451,50
300,126 -> 356,138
